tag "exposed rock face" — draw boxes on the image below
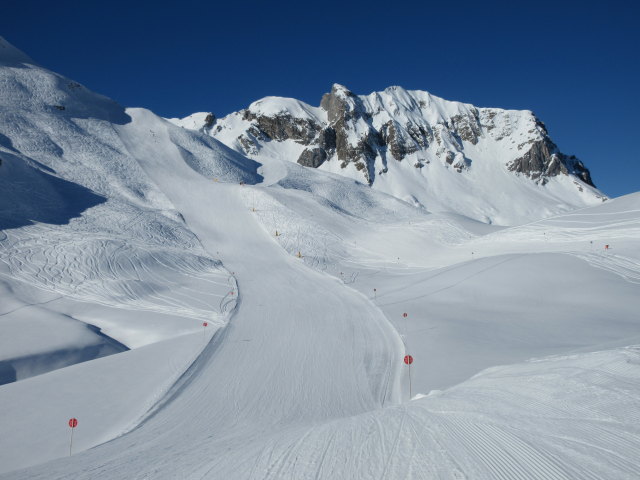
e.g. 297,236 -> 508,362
449,113 -> 481,145
242,110 -> 321,144
208,83 -> 597,191
381,121 -> 418,161
203,113 -> 216,129
298,147 -> 327,168
318,127 -> 336,151
508,137 -> 594,187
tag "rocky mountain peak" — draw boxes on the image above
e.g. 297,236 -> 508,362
320,83 -> 359,122
170,84 -> 605,224
328,83 -> 354,99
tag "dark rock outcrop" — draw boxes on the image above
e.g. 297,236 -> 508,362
203,113 -> 216,129
243,110 -> 321,144
449,112 -> 481,145
508,138 -> 595,187
298,147 -> 327,168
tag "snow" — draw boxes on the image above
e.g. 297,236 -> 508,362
167,111 -> 213,131
0,332 -> 210,473
205,84 -> 605,225
363,85 -> 479,126
248,96 -> 327,121
0,37 -> 34,66
1,36 -> 639,479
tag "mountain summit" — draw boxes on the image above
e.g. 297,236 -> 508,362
172,84 -> 605,224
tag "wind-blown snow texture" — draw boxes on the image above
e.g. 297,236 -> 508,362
1,36 -> 639,479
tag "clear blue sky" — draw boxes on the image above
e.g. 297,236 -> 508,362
2,0 -> 638,197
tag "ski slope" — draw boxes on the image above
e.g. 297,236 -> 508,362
1,36 -> 639,479
3,154 -> 640,479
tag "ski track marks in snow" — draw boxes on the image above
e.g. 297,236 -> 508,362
1,36 -> 640,479
0,224 -> 235,322
3,183 -> 640,479
571,252 -> 640,284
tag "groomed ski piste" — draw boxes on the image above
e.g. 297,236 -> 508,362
1,37 -> 639,479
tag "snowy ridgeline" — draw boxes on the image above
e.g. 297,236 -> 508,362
0,36 -> 640,479
172,84 -> 606,225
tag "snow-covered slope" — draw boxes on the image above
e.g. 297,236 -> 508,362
4,149 -> 639,480
172,84 -> 606,225
1,36 -> 639,479
0,36 -> 260,387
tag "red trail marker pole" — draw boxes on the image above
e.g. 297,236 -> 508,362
401,312 -> 413,399
68,418 -> 78,456
404,355 -> 414,399
202,321 -> 208,343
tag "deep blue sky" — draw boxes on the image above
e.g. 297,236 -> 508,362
2,0 -> 638,196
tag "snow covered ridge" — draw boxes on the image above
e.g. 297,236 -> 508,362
173,84 -> 606,225
0,36 -> 259,386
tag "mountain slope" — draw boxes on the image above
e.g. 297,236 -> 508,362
0,36 -> 259,386
172,84 -> 606,225
1,36 -> 639,480
5,153 -> 640,480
